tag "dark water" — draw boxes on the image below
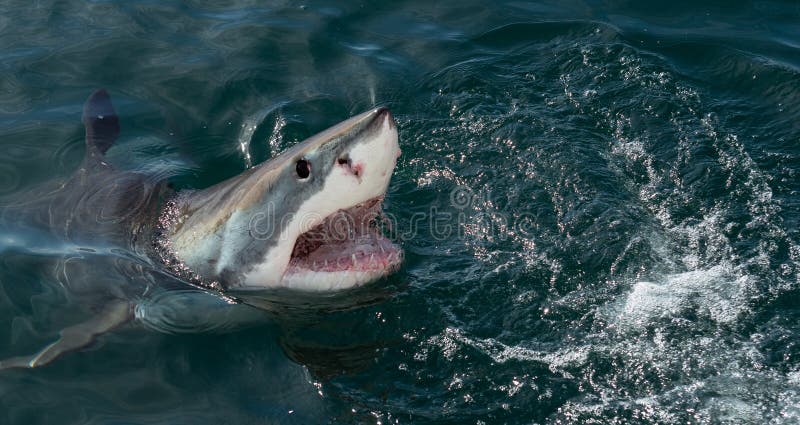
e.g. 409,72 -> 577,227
1,1 -> 799,423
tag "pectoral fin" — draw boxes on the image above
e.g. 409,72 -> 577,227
0,300 -> 131,370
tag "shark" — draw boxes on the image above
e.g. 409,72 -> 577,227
0,89 -> 402,369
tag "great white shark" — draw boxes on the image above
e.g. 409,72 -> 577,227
0,89 -> 402,369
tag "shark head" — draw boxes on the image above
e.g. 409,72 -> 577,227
161,108 -> 402,291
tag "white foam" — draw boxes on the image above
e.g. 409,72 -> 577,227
614,264 -> 754,329
427,326 -> 589,374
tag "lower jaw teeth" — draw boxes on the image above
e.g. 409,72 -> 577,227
296,245 -> 399,273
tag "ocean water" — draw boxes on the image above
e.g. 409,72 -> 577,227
0,1 -> 799,424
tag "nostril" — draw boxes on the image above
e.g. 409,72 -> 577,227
337,154 -> 363,178
352,163 -> 363,178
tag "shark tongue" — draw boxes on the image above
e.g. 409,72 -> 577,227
288,233 -> 399,272
287,196 -> 401,274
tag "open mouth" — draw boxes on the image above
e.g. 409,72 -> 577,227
286,197 -> 402,276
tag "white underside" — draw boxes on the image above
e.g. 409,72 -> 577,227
240,114 -> 399,289
269,269 -> 387,291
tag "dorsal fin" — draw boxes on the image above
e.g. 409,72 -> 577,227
82,89 -> 120,156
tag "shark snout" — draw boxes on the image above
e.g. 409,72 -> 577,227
341,108 -> 399,192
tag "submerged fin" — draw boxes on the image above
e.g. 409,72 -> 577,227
82,89 -> 120,156
0,300 -> 131,370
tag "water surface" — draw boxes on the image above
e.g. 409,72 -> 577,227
0,1 -> 799,423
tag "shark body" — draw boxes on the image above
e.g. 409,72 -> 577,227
0,90 -> 402,369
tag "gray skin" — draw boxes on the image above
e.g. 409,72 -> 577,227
0,90 -> 397,368
0,90 -> 169,368
164,102 -> 395,288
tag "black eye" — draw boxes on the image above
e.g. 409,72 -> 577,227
296,159 -> 311,179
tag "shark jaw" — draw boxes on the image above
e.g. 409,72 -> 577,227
281,196 -> 402,291
164,107 -> 402,292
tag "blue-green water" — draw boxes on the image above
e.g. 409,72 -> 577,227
1,1 -> 799,423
